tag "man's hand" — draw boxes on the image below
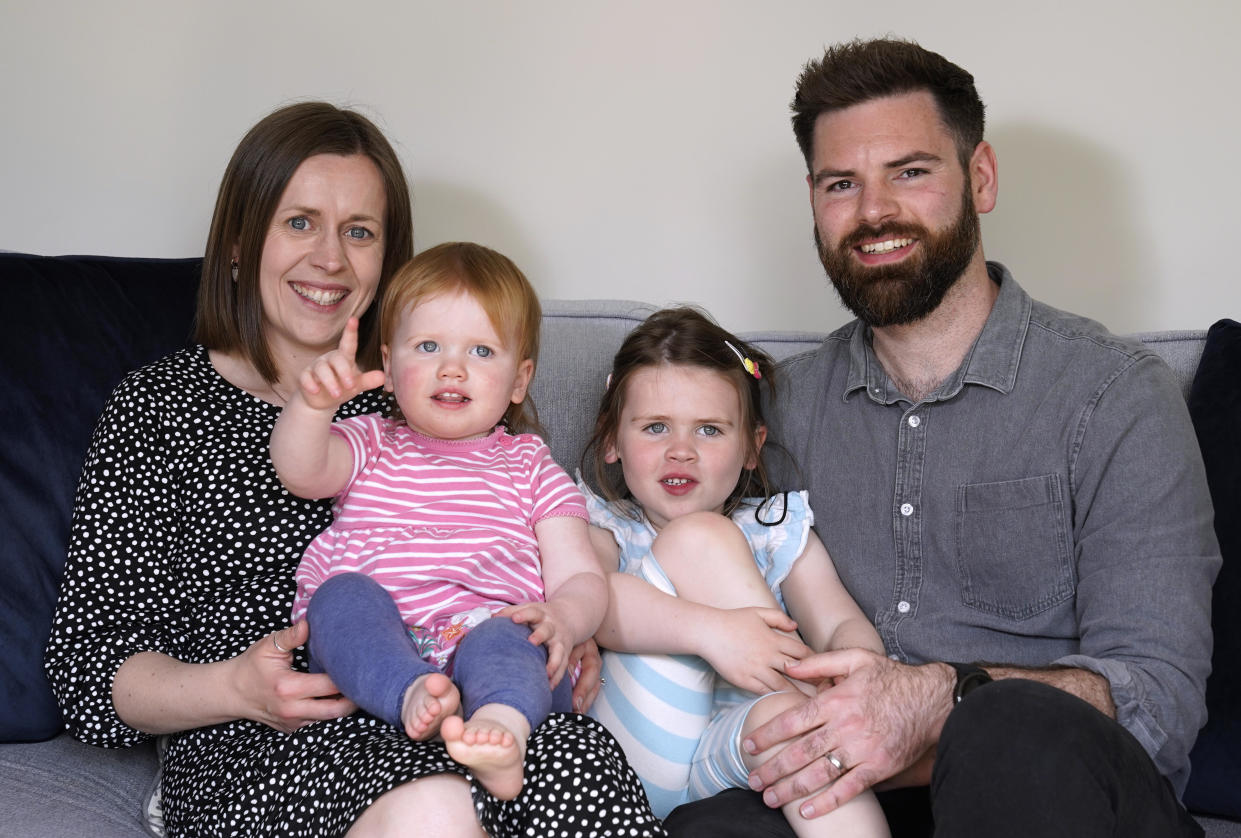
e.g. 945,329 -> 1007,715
742,648 -> 954,819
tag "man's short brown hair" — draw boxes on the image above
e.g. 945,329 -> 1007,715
792,38 -> 985,171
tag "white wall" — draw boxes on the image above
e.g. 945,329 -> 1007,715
2,0 -> 1237,335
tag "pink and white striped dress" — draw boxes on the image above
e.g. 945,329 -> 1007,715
291,415 -> 587,667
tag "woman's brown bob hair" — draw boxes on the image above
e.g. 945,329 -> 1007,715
379,242 -> 543,436
195,102 -> 413,383
584,306 -> 776,518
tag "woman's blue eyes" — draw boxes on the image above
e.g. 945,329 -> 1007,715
286,217 -> 374,239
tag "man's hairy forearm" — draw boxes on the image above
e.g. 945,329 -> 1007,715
982,664 -> 1116,718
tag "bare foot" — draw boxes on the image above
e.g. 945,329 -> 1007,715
441,707 -> 528,800
401,672 -> 460,740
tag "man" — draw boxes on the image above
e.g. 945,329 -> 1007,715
664,38 -> 1219,837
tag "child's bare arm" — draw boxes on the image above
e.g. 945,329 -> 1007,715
782,530 -> 884,656
587,524 -> 809,694
269,318 -> 384,499
503,516 -> 609,684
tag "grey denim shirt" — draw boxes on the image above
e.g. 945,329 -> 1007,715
767,263 -> 1220,794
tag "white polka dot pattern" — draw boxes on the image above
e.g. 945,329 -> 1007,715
45,346 -> 664,837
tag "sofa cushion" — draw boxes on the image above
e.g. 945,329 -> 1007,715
0,254 -> 200,741
1184,318 -> 1241,819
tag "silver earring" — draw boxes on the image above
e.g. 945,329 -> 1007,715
230,259 -> 239,282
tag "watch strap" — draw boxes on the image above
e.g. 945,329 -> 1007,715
947,661 -> 993,704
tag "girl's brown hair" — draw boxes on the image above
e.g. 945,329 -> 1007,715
195,102 -> 413,382
584,306 -> 776,517
380,242 -> 543,435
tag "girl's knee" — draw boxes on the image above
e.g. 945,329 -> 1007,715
740,691 -> 806,769
656,511 -> 746,557
653,512 -> 757,589
743,691 -> 804,736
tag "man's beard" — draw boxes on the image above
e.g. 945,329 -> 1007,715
815,182 -> 981,327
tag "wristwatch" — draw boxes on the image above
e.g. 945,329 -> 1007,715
947,662 -> 993,704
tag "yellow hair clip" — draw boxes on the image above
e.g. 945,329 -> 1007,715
724,340 -> 761,380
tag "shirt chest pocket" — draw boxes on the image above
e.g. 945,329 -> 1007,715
954,474 -> 1075,620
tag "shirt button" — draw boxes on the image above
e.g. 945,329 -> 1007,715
900,502 -> 914,516
907,414 -> 921,428
897,600 -> 911,613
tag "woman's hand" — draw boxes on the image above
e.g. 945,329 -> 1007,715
568,638 -> 602,713
296,318 -> 386,413
113,621 -> 357,735
233,621 -> 357,733
698,606 -> 811,694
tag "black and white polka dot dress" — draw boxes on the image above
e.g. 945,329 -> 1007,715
45,346 -> 664,838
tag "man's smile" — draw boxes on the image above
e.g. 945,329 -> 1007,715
858,238 -> 915,255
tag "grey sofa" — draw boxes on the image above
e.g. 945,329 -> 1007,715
0,254 -> 1235,836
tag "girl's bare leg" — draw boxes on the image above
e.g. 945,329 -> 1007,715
743,692 -> 891,838
652,511 -> 782,610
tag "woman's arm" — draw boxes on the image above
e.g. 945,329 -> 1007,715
113,622 -> 355,734
781,530 -> 883,655
270,318 -> 384,499
45,364 -> 357,744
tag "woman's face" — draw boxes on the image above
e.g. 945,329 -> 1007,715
255,153 -> 387,369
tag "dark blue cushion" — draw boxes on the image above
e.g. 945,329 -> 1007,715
0,254 -> 200,741
1185,318 -> 1241,819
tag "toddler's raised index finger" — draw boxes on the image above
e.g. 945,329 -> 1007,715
336,317 -> 361,361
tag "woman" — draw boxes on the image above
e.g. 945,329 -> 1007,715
44,102 -> 663,838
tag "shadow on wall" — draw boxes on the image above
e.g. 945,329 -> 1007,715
982,122 -> 1156,333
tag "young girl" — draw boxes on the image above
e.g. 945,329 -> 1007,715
583,307 -> 889,837
270,242 -> 607,801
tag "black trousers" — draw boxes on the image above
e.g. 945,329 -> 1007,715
663,679 -> 1203,837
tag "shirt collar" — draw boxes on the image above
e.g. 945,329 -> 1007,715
843,261 -> 1032,405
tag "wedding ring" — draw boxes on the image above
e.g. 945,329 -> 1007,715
272,636 -> 290,653
824,751 -> 845,773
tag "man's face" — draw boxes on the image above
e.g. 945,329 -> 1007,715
807,91 -> 985,327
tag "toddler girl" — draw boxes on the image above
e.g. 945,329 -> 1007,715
270,242 -> 607,801
583,307 -> 889,836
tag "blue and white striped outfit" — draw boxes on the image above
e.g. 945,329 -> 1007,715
581,481 -> 813,818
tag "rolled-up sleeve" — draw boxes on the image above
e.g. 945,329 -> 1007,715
1056,353 -> 1220,794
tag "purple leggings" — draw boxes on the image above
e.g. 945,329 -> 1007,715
306,571 -> 571,731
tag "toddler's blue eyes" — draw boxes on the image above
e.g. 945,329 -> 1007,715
472,346 -> 494,358
417,340 -> 438,352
